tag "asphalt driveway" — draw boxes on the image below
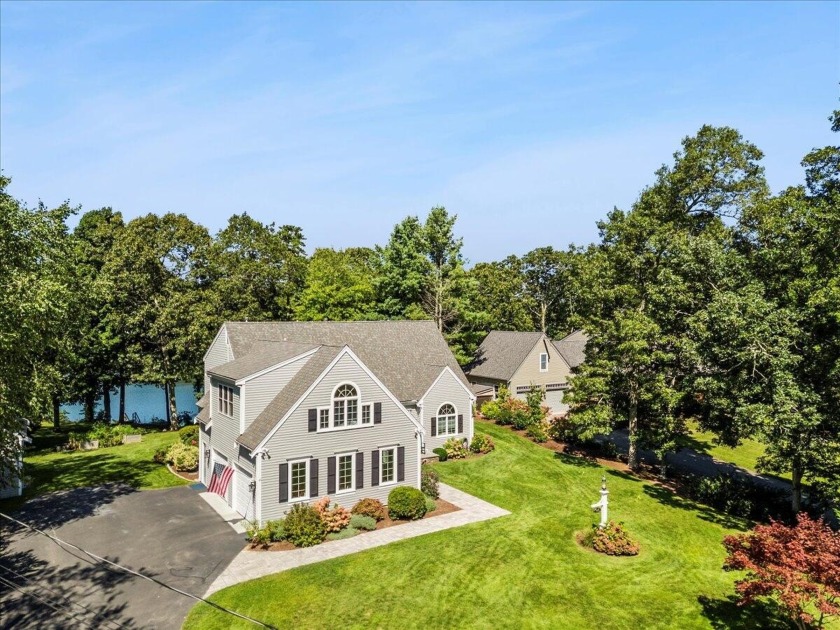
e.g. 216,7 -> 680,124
0,484 -> 245,629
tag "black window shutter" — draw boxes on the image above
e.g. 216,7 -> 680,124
356,452 -> 364,490
279,463 -> 288,503
327,456 -> 336,494
371,450 -> 379,486
310,459 -> 319,498
308,408 -> 317,432
397,446 -> 405,482
374,402 -> 382,424
430,417 -> 437,437
458,414 -> 464,433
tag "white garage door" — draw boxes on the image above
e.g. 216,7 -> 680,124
544,389 -> 568,414
234,466 -> 255,521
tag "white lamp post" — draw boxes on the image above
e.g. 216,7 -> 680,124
590,475 -> 609,529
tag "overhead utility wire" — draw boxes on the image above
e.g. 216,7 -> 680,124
0,511 -> 277,630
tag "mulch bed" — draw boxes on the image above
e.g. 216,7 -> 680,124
251,497 -> 460,552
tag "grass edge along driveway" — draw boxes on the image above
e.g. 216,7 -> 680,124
184,422 -> 800,630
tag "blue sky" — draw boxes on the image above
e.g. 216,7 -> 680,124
1,2 -> 837,263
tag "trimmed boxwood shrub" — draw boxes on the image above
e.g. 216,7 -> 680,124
432,447 -> 448,462
388,486 -> 428,521
349,514 -> 377,531
284,503 -> 326,547
424,495 -> 437,514
421,468 -> 440,499
326,527 -> 360,541
351,498 -> 387,521
166,442 -> 198,472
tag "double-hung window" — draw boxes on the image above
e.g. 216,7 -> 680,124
361,403 -> 372,425
337,453 -> 354,492
380,448 -> 395,484
289,459 -> 308,501
217,385 -> 234,416
436,403 -> 457,436
319,408 -> 329,430
539,353 -> 548,372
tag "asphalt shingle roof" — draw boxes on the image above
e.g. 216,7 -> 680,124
552,330 -> 588,368
238,345 -> 342,450
208,341 -> 319,381
466,331 -> 544,381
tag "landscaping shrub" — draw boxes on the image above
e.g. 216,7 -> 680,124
153,446 -> 168,464
479,399 -> 502,421
523,387 -> 547,429
526,420 -> 549,443
351,498 -> 387,521
421,468 -> 440,499
245,522 -> 271,548
284,503 -> 326,547
313,497 -> 351,532
580,521 -> 639,556
424,495 -> 437,513
683,473 -> 789,521
166,442 -> 199,472
179,425 -> 199,447
469,433 -> 495,454
388,486 -> 428,520
432,447 -> 448,462
443,437 -> 468,460
349,514 -> 377,531
266,519 -> 286,542
547,415 -> 579,444
326,527 -> 360,541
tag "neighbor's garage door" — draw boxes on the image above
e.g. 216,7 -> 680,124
234,466 -> 255,521
544,389 -> 568,414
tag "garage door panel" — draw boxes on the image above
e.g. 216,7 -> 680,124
234,467 -> 255,521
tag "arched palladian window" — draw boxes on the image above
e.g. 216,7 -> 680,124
437,403 -> 457,436
333,384 -> 359,427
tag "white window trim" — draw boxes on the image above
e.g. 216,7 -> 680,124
379,447 -> 397,486
217,384 -> 234,418
361,403 -> 372,425
436,403 -> 458,436
318,381 -> 371,433
288,458 -> 309,503
539,353 -> 548,372
336,451 -> 356,494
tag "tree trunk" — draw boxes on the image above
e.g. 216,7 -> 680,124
540,303 -> 547,334
167,381 -> 179,431
52,396 -> 61,430
102,381 -> 112,423
119,382 -> 126,424
791,464 -> 803,513
84,391 -> 96,423
627,397 -> 640,471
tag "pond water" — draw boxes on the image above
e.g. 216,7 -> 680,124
60,382 -> 200,423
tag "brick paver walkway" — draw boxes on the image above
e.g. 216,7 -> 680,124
204,483 -> 510,596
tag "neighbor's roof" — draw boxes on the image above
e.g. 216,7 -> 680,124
223,320 -> 468,401
238,345 -> 343,450
552,330 -> 588,368
466,331 -> 544,381
469,382 -> 495,396
208,341 -> 319,381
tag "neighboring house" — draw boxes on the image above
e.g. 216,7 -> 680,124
195,321 -> 474,524
0,425 -> 31,500
466,330 -> 587,414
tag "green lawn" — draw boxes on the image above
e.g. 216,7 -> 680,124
0,423 -> 187,511
183,422 -> 797,630
681,421 -> 791,480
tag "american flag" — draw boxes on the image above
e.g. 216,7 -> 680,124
208,462 -> 234,497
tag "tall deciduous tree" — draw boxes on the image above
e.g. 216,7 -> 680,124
209,213 -> 306,321
0,176 -> 74,486
103,213 -> 217,430
294,248 -> 382,321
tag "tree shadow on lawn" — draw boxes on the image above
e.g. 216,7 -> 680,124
604,469 -> 750,531
0,540 -> 139,628
698,594 -> 795,630
553,451 -> 600,468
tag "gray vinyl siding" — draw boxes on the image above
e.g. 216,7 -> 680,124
207,377 -> 255,488
421,369 -> 473,453
259,352 -> 420,523
199,424 -> 211,485
243,355 -> 310,431
509,336 -> 572,412
204,325 -> 232,398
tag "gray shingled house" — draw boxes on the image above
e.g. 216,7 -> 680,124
466,330 -> 587,413
195,321 -> 474,523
